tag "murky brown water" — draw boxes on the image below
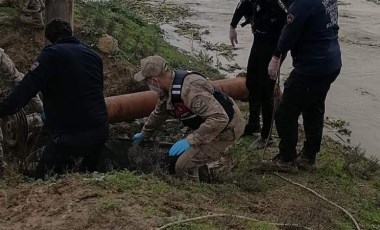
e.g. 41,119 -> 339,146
152,0 -> 380,158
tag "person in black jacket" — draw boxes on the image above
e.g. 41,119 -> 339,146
229,0 -> 288,149
262,0 -> 342,172
0,19 -> 109,178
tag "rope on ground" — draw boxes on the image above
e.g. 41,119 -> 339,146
156,213 -> 313,230
273,172 -> 361,230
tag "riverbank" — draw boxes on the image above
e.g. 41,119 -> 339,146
0,1 -> 379,229
151,0 -> 380,157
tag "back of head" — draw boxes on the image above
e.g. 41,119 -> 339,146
45,19 -> 73,44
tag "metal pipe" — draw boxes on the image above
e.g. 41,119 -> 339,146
212,77 -> 248,101
106,77 -> 248,123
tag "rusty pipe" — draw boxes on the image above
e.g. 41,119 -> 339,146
212,76 -> 248,100
106,77 -> 248,123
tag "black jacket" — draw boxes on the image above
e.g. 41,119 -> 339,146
278,0 -> 342,75
230,0 -> 288,38
0,37 -> 109,140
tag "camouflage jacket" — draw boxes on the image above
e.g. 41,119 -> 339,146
0,48 -> 43,113
141,72 -> 243,146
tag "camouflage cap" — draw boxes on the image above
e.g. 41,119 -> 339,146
134,55 -> 168,82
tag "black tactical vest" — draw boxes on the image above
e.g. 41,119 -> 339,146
168,70 -> 235,130
243,0 -> 289,35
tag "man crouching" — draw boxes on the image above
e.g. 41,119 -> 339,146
133,55 -> 245,182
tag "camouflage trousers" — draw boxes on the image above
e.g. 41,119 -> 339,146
175,140 -> 235,182
175,103 -> 245,182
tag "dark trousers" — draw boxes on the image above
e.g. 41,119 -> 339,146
35,125 -> 108,178
275,69 -> 340,162
246,34 -> 283,138
35,142 -> 104,178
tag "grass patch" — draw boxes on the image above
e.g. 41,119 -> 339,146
97,196 -> 121,211
357,198 -> 380,228
165,221 -> 216,230
246,221 -> 279,230
160,217 -> 279,230
143,175 -> 170,195
75,0 -> 222,80
98,170 -> 142,191
333,219 -> 357,230
220,137 -> 282,193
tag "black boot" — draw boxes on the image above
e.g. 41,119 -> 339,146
296,149 -> 317,172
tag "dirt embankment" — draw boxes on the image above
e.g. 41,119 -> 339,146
0,16 -> 145,98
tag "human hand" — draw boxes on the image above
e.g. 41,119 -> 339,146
268,56 -> 281,80
229,26 -> 238,47
169,139 -> 190,156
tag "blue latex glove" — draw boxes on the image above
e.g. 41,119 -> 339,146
169,139 -> 190,156
133,133 -> 144,143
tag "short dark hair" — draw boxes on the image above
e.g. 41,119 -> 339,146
45,19 -> 73,43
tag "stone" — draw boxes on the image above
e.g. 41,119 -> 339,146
97,34 -> 119,53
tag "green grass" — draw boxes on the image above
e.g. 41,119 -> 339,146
245,221 -> 279,230
357,198 -> 380,228
160,218 -> 279,230
165,222 -> 216,230
333,219 -> 357,230
100,170 -> 142,191
75,0 -> 222,80
97,196 -> 121,211
0,5 -> 18,23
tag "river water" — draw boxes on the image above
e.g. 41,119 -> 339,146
150,0 -> 380,158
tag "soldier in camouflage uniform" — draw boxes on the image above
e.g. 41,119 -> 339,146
0,48 -> 44,167
133,56 -> 245,182
19,0 -> 44,28
0,0 -> 44,27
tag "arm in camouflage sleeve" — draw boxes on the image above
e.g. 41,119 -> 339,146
12,72 -> 44,113
182,77 -> 229,146
0,48 -> 50,117
0,48 -> 44,113
0,48 -> 19,81
141,96 -> 169,139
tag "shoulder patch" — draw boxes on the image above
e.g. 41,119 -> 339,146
287,14 -> 294,24
29,62 -> 39,71
193,97 -> 208,114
